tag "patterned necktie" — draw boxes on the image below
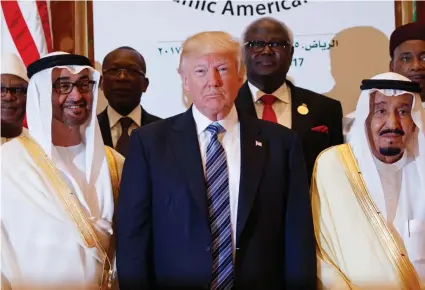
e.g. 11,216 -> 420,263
205,123 -> 234,290
260,94 -> 278,123
115,117 -> 133,156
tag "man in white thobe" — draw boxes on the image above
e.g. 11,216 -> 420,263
1,52 -> 124,290
1,53 -> 29,144
343,22 -> 425,141
312,72 -> 425,289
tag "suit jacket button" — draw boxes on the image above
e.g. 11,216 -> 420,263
205,246 -> 211,252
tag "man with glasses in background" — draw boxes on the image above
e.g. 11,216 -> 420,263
98,46 -> 161,157
1,53 -> 29,144
235,17 -> 343,182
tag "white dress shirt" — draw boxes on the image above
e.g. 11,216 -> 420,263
248,81 -> 292,128
107,105 -> 142,147
192,104 -> 241,251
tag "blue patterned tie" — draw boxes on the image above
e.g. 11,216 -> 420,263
205,123 -> 234,290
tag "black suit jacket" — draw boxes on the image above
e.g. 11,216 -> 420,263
235,80 -> 343,182
116,107 -> 317,290
97,105 -> 161,148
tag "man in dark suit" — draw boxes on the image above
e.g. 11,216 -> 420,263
97,46 -> 161,156
236,17 -> 343,181
116,31 -> 316,289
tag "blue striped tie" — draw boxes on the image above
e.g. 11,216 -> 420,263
205,123 -> 234,290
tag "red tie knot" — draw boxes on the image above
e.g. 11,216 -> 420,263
260,94 -> 277,106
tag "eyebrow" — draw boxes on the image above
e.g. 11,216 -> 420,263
374,101 -> 387,106
55,75 -> 90,82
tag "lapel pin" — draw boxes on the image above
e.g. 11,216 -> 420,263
255,141 -> 262,147
297,103 -> 309,115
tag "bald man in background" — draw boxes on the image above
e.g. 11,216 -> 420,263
98,46 -> 161,157
235,17 -> 344,182
1,53 -> 29,145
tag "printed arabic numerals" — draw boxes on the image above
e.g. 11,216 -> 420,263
292,58 -> 304,67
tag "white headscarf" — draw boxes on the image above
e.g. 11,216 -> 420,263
348,72 -> 425,225
1,53 -> 28,82
25,51 -> 113,223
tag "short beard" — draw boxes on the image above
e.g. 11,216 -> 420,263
379,147 -> 401,156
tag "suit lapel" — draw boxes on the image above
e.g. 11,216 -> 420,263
98,108 -> 113,147
288,81 -> 307,135
170,108 -> 208,219
236,114 -> 266,243
235,81 -> 257,118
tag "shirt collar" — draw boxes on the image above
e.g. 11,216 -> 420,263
107,105 -> 142,128
247,81 -> 290,104
192,104 -> 239,136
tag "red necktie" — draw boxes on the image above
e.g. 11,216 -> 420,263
260,94 -> 277,123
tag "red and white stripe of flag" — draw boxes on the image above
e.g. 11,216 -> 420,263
1,0 -> 53,127
1,0 -> 53,66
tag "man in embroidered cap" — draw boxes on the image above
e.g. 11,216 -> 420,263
343,22 -> 425,141
1,52 -> 124,290
390,22 -> 425,105
312,72 -> 425,289
1,53 -> 29,144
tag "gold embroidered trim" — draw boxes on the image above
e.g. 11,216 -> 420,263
336,144 -> 420,290
17,135 -> 113,289
104,146 -> 120,289
311,146 -> 354,289
104,146 -> 119,203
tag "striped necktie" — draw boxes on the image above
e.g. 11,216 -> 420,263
205,123 -> 234,290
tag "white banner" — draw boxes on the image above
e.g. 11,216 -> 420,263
93,1 -> 395,117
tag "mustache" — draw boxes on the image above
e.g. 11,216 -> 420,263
63,100 -> 91,109
380,129 -> 405,136
1,102 -> 17,109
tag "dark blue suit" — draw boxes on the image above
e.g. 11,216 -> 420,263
116,107 -> 316,290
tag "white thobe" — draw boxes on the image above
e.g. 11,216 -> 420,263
1,138 -> 124,290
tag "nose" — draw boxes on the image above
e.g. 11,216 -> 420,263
410,57 -> 425,71
261,44 -> 274,55
67,85 -> 84,101
386,111 -> 401,129
117,69 -> 129,80
207,69 -> 223,87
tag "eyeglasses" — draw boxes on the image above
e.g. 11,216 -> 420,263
1,86 -> 27,97
102,67 -> 146,78
244,40 -> 291,53
52,80 -> 96,95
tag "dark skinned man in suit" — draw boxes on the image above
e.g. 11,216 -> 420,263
98,46 -> 161,156
235,17 -> 343,182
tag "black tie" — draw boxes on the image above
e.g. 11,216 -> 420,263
115,117 -> 133,156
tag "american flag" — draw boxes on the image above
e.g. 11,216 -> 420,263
1,0 -> 53,127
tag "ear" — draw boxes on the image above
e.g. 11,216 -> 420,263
389,60 -> 395,72
99,76 -> 104,91
141,77 -> 149,93
182,75 -> 191,93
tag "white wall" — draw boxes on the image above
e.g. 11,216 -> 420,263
93,1 -> 395,116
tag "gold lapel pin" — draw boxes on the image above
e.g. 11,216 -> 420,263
297,103 -> 309,115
